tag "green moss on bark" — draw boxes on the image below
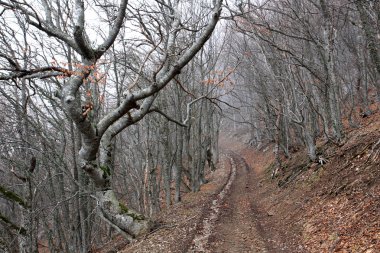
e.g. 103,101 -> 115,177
119,202 -> 129,213
0,185 -> 28,208
99,165 -> 111,178
119,203 -> 145,221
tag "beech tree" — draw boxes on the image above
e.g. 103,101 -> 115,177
0,0 -> 223,248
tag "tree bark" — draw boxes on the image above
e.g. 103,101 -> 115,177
356,0 -> 380,100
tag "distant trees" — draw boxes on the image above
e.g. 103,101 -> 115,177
225,0 -> 380,164
355,0 -> 380,100
0,0 -> 223,251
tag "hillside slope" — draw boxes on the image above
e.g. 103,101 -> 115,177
236,111 -> 380,252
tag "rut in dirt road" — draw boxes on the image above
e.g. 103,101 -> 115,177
189,155 -> 237,252
206,154 -> 272,253
190,153 -> 299,253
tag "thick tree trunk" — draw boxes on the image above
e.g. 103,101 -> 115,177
97,134 -> 153,238
96,189 -> 152,239
319,0 -> 344,141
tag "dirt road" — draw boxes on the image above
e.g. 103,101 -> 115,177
189,153 -> 301,253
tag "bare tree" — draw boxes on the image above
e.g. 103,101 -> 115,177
0,0 -> 223,244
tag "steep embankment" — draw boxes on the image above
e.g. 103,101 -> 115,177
234,112 -> 380,252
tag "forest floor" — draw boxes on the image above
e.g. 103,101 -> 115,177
98,110 -> 380,253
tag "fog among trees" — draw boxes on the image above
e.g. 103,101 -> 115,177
0,0 -> 379,252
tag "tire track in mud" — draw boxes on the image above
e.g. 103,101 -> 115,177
206,153 -> 272,253
188,152 -> 286,253
187,154 -> 237,252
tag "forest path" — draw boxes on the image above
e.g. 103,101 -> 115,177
207,153 -> 272,252
190,152 -> 300,253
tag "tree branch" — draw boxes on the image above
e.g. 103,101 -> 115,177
0,66 -> 71,80
148,108 -> 187,127
96,0 -> 128,56
130,0 -> 224,101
